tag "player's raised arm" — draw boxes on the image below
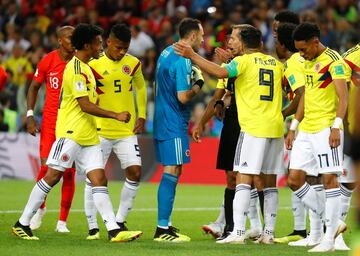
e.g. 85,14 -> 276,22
174,41 -> 229,78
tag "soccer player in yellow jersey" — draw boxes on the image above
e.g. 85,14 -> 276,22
274,22 -> 320,245
286,23 -> 349,252
12,24 -> 142,242
194,25 -> 263,241
175,25 -> 284,244
84,23 -> 146,239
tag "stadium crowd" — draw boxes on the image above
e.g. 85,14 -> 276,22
0,0 -> 360,134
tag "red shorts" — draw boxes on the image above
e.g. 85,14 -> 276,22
40,118 -> 56,159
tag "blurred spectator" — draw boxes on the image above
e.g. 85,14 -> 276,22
128,25 -> 155,59
0,107 -> 9,132
333,0 -> 358,23
0,92 -> 17,132
335,18 -> 358,53
2,1 -> 25,30
2,44 -> 33,114
0,66 -> 7,92
3,25 -> 31,54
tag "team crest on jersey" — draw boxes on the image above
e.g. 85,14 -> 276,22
343,169 -> 348,177
185,149 -> 190,157
122,65 -> 131,74
61,153 -> 70,162
315,63 -> 321,72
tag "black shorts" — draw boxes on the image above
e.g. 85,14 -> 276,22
216,107 -> 240,171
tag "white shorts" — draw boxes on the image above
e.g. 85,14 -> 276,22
287,150 -> 318,177
339,154 -> 356,183
100,135 -> 142,169
233,132 -> 284,175
46,138 -> 103,174
289,128 -> 343,175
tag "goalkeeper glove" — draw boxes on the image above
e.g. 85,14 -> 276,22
191,65 -> 204,89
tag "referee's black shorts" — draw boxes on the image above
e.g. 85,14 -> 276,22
216,107 -> 240,171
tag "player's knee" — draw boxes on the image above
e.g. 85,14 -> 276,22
43,169 -> 63,187
322,175 -> 338,189
90,175 -> 108,187
126,166 -> 141,182
226,171 -> 236,189
287,175 -> 301,191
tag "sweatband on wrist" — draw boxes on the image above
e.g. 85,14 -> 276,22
27,110 -> 34,117
332,117 -> 342,129
289,118 -> 299,131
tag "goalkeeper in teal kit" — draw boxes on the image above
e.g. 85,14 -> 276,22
153,18 -> 204,242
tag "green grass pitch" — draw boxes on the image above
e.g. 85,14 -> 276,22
0,180 -> 355,255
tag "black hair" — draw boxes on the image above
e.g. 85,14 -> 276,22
277,23 -> 297,52
240,26 -> 262,49
178,18 -> 201,39
274,11 -> 300,25
110,23 -> 131,43
71,23 -> 103,50
293,22 -> 320,41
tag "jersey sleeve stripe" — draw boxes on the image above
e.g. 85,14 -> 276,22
74,59 -> 81,74
325,50 -> 339,61
130,61 -> 141,76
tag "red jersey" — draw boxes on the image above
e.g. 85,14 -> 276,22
33,50 -> 68,123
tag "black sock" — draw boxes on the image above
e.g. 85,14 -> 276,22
257,190 -> 264,218
108,228 -> 120,238
289,229 -> 307,238
224,188 -> 235,231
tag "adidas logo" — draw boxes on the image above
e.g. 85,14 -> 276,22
103,70 -> 109,75
241,162 -> 248,167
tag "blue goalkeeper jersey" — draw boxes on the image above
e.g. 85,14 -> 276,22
154,45 -> 192,140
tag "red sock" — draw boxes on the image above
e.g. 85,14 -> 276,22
59,168 -> 76,222
37,165 -> 48,209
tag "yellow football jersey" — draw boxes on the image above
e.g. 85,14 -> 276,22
224,52 -> 284,138
89,53 -> 146,139
343,44 -> 360,134
283,52 -> 305,100
299,48 -> 350,133
56,56 -> 99,145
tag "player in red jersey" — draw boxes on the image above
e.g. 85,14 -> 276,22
26,26 -> 75,233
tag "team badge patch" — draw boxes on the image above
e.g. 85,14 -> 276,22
61,153 -> 70,162
335,65 -> 345,75
315,63 -> 321,72
122,65 -> 131,74
75,81 -> 85,91
185,149 -> 190,157
288,74 -> 296,85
